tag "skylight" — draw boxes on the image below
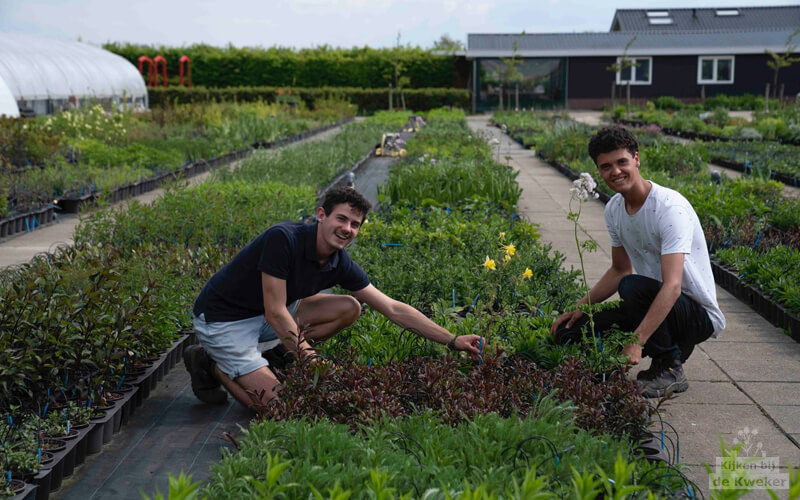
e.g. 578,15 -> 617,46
648,18 -> 674,25
716,9 -> 740,16
646,11 -> 670,17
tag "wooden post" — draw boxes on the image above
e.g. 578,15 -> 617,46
626,83 -> 631,115
499,85 -> 503,111
779,83 -> 785,109
388,84 -> 393,111
611,81 -> 616,109
701,85 -> 705,102
765,83 -> 770,112
515,84 -> 519,111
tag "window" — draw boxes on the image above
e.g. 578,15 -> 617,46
646,11 -> 673,25
616,57 -> 652,85
698,56 -> 734,84
715,9 -> 739,16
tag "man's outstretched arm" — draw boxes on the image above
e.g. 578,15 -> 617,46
262,273 -> 315,359
352,284 -> 484,360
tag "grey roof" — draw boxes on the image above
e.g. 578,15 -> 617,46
467,29 -> 799,58
611,5 -> 800,32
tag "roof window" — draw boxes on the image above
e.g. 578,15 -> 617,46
646,11 -> 669,17
715,9 -> 740,16
648,17 -> 674,25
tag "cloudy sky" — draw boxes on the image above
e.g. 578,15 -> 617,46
0,0 -> 797,49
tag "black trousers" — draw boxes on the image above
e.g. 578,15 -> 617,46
555,274 -> 714,362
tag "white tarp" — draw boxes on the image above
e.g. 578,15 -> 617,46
0,32 -> 147,106
0,74 -> 19,117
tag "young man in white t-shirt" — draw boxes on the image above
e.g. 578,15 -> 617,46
550,126 -> 725,397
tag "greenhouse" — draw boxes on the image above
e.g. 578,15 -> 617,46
0,32 -> 147,117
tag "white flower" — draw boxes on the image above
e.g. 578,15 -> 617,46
570,173 -> 598,201
489,138 -> 500,146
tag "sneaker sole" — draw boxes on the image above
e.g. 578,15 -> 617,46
642,379 -> 689,398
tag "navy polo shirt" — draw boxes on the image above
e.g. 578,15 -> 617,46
193,222 -> 370,322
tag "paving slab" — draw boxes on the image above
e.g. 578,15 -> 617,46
669,381 -> 752,405
682,348 -> 730,382
763,406 -> 800,434
714,358 -> 800,383
738,383 -> 800,406
701,340 -> 800,361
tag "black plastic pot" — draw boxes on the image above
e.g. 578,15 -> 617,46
12,482 -> 38,500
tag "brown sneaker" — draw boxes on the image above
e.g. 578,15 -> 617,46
639,360 -> 689,398
183,345 -> 227,405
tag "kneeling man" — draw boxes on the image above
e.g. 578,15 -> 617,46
551,126 -> 725,397
185,185 -> 484,406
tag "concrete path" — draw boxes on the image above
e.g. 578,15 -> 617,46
469,114 -> 800,498
0,123 -> 349,269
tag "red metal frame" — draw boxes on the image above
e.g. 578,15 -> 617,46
153,55 -> 168,88
179,55 -> 192,87
137,56 -> 155,87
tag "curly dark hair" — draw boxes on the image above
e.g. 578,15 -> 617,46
319,185 -> 372,221
587,125 -> 639,163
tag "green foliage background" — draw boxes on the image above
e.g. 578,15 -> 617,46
105,43 -> 468,89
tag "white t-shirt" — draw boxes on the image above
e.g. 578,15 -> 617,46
604,181 -> 726,336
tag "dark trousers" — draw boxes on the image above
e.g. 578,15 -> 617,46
555,274 -> 714,362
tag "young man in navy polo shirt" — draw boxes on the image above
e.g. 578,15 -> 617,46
185,186 -> 485,406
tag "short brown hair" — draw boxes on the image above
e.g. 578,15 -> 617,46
588,126 -> 639,163
319,185 -> 371,221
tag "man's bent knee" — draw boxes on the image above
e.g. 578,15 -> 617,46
343,295 -> 362,325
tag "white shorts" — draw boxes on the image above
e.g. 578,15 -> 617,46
192,300 -> 300,379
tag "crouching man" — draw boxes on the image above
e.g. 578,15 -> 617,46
550,126 -> 725,397
184,185 -> 484,406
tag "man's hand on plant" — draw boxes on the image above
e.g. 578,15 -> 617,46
549,310 -> 584,334
453,334 -> 485,361
621,343 -> 642,365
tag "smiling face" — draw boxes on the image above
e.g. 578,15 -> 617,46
315,203 -> 364,257
595,148 -> 642,195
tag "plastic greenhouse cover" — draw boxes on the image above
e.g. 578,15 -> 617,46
0,75 -> 19,117
0,32 -> 147,102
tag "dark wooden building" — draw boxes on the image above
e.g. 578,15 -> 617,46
466,5 -> 800,110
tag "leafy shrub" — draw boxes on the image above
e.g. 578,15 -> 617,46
640,142 -> 708,176
654,96 -> 684,111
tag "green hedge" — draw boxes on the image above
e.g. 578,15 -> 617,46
148,86 -> 471,113
106,43 -> 467,89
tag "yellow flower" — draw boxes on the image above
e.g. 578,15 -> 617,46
482,256 -> 496,271
522,268 -> 533,279
499,232 -> 506,240
502,243 -> 516,256
504,254 -> 511,263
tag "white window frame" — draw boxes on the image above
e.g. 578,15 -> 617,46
616,56 -> 652,85
697,56 -> 735,84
